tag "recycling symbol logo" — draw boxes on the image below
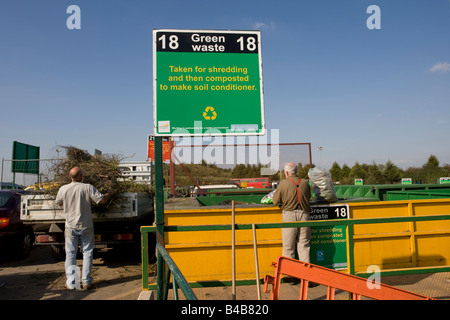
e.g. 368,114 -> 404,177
203,106 -> 217,120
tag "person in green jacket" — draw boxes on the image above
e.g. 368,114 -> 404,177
273,162 -> 311,262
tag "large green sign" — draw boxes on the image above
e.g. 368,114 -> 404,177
153,29 -> 265,136
11,141 -> 40,174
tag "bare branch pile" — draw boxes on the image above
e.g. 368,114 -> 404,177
47,146 -> 151,211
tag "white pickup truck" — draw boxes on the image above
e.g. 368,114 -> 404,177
20,192 -> 154,260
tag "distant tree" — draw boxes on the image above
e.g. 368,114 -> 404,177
341,164 -> 350,177
245,164 -> 261,177
403,166 -> 424,184
383,160 -> 402,183
422,154 -> 443,183
366,162 -> 384,184
232,164 -> 246,178
423,155 -> 440,170
339,164 -> 352,184
350,162 -> 367,180
317,156 -> 450,186
443,164 -> 450,177
329,162 -> 342,182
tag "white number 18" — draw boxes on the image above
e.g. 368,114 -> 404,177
335,207 -> 347,218
158,34 -> 179,49
237,36 -> 257,51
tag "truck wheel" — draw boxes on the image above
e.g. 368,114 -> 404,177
15,229 -> 34,259
50,245 -> 65,261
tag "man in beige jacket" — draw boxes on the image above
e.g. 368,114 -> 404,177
273,162 -> 311,262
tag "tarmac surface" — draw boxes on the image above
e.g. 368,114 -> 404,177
0,245 -> 155,300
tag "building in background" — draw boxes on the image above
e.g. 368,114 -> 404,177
118,161 -> 152,184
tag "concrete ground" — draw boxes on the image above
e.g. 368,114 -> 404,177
0,245 -> 155,300
1,244 -> 448,301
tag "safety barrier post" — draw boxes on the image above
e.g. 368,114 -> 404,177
141,230 -> 149,290
346,224 -> 355,275
231,200 -> 236,300
154,136 -> 166,300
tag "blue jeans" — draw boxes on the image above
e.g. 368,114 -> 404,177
65,226 -> 94,288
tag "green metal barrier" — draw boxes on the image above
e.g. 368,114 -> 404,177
195,188 -> 272,206
196,194 -> 269,206
335,184 -> 450,201
141,214 -> 450,299
156,241 -> 197,300
141,230 -> 197,300
386,189 -> 450,201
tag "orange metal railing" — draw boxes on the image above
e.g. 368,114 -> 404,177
263,256 -> 435,300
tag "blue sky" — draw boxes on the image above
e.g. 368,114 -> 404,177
1,0 -> 449,172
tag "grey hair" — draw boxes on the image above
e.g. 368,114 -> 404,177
284,162 -> 297,174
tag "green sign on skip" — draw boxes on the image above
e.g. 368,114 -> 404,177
153,29 -> 265,136
309,204 -> 350,270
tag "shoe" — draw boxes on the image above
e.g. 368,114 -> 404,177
82,283 -> 94,290
65,283 -> 75,290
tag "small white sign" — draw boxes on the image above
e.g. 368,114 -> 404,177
158,121 -> 170,133
439,177 -> 450,184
